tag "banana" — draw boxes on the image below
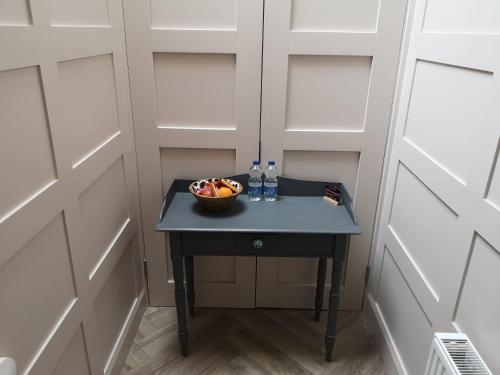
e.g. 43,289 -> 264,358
221,179 -> 239,193
209,182 -> 219,197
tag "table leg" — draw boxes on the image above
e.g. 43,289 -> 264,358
314,257 -> 327,321
185,255 -> 195,317
169,232 -> 188,356
325,235 -> 347,362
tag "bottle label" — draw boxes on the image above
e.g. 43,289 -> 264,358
264,186 -> 277,197
248,185 -> 262,197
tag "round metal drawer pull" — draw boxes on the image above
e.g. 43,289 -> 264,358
252,239 -> 264,249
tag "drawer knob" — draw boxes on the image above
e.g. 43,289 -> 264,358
253,239 -> 264,249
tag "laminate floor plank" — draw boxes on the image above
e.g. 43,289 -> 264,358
204,353 -> 272,375
122,308 -> 386,375
229,309 -> 338,375
227,326 -> 311,375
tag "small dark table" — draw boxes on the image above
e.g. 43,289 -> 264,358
156,175 -> 361,362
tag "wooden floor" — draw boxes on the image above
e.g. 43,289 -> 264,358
122,307 -> 386,375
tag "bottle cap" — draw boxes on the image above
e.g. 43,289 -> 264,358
252,160 -> 260,165
268,160 -> 276,165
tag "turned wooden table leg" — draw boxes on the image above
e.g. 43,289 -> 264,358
314,257 -> 327,321
185,255 -> 195,317
325,235 -> 347,362
170,232 -> 188,356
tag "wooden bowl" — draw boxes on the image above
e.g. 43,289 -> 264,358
189,178 -> 243,211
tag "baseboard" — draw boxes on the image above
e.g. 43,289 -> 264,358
108,289 -> 147,375
365,294 -> 408,375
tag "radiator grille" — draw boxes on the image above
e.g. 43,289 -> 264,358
442,338 -> 490,374
425,333 -> 492,375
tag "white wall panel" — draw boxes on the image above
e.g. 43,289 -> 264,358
282,151 -> 359,197
259,0 -> 408,310
290,0 -> 379,32
286,56 -> 371,131
389,163 -> 460,300
368,0 -> 500,373
125,0 -> 263,306
58,54 -> 120,165
0,0 -> 145,372
423,0 -> 500,33
277,258 -> 331,284
78,158 -> 129,278
404,60 -> 494,184
454,235 -> 500,374
85,245 -> 137,373
153,53 -> 236,128
51,328 -> 91,375
376,248 -> 433,375
0,214 -> 76,374
196,257 -> 235,283
160,148 -> 236,194
256,255 -> 334,309
50,0 -> 110,27
485,144 -> 500,210
149,0 -> 237,29
0,66 -> 56,219
0,0 -> 31,26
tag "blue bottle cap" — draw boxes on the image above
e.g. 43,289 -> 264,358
252,160 -> 260,165
268,160 -> 276,165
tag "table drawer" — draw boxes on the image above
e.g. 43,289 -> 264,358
181,232 -> 236,251
237,234 -> 278,251
278,234 -> 333,253
180,232 -> 333,256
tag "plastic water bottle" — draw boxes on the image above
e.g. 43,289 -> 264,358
248,161 -> 263,201
264,161 -> 278,201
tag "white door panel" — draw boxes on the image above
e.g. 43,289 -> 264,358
258,0 -> 408,310
290,0 -> 379,32
0,0 -> 144,373
124,0 -> 263,306
368,0 -> 500,372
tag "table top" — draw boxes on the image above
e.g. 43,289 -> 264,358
156,175 -> 361,235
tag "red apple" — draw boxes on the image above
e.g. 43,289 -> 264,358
199,190 -> 213,197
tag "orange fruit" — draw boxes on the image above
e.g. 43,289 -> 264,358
218,187 -> 233,198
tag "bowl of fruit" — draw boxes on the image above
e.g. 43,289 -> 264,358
189,178 -> 243,211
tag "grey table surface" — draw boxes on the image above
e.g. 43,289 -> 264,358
156,192 -> 361,234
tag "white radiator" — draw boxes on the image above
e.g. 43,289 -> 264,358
425,333 -> 492,375
0,358 -> 16,375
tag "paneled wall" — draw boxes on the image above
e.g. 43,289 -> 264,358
368,0 -> 500,374
125,0 -> 408,311
124,0 -> 263,307
0,0 -> 145,374
258,0 -> 408,310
